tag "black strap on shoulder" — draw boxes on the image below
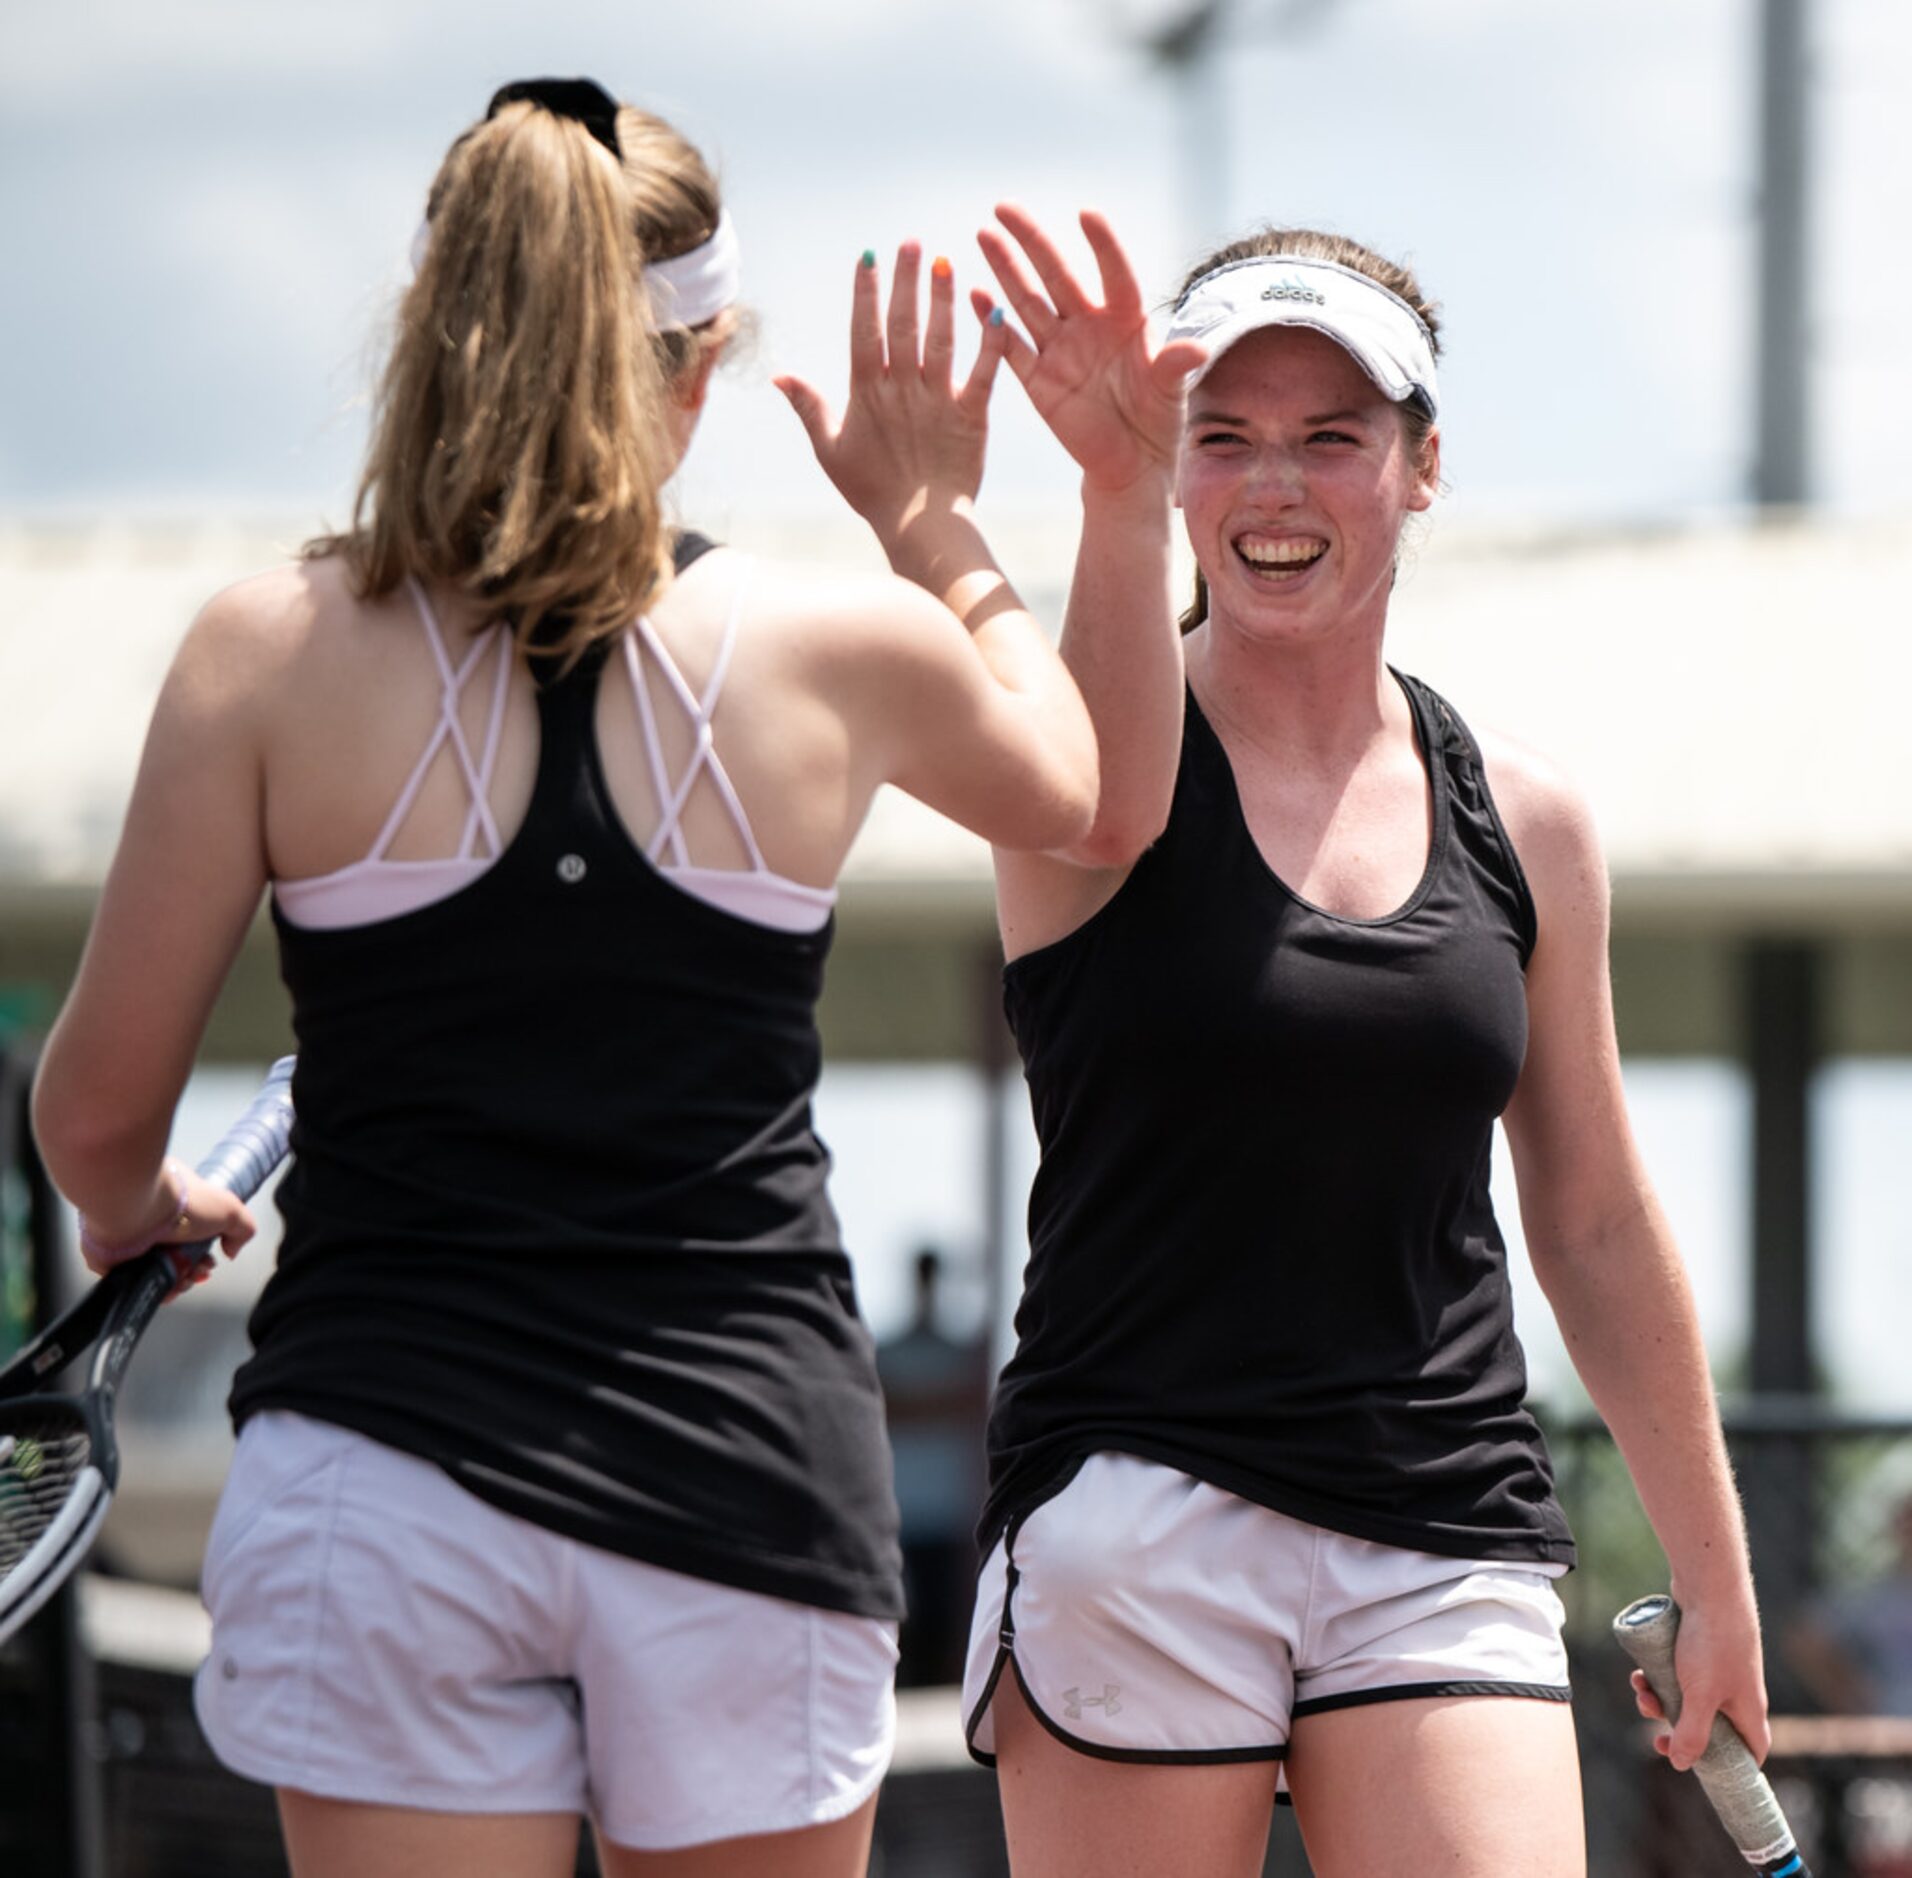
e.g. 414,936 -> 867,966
672,529 -> 721,574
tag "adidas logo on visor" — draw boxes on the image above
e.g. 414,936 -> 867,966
1260,277 -> 1325,306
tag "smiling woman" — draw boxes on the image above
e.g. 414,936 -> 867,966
1167,229 -> 1442,636
961,220 -> 1775,1878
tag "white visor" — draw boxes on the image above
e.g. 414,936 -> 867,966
644,210 -> 741,332
1165,254 -> 1439,421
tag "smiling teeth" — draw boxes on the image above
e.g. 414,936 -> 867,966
1239,538 -> 1326,568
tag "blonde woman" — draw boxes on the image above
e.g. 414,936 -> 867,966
32,78 -> 1101,1878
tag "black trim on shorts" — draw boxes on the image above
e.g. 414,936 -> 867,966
1272,1681 -> 1573,1806
962,1515 -> 1288,1773
1290,1679 -> 1572,1720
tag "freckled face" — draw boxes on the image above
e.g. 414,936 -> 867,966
1175,325 -> 1439,645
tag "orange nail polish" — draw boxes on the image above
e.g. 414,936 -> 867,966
931,256 -> 953,282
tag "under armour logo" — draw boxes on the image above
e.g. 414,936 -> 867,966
556,854 -> 587,884
1063,1684 -> 1122,1719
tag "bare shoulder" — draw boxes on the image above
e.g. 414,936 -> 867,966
1473,719 -> 1608,916
166,559 -> 336,718
731,552 -> 956,670
187,554 -> 366,658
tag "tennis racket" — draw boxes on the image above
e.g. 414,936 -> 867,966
1614,1593 -> 1810,1877
0,1057 -> 296,1645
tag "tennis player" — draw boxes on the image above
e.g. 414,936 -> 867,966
950,220 -> 1772,1875
31,80 -> 1100,1877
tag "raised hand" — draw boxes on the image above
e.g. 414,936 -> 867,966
776,243 -> 1009,551
975,206 -> 1207,496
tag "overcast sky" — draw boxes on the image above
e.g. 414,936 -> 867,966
3,0 -> 1907,535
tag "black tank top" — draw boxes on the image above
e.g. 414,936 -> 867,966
982,672 -> 1574,1566
231,538 -> 904,1619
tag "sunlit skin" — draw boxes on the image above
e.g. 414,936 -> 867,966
1175,325 -> 1439,666
984,235 -> 1768,1877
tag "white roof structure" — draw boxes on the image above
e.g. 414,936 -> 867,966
2,512 -> 1908,926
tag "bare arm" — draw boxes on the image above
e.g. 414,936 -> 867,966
32,588 -> 273,1263
969,207 -> 1203,954
1495,744 -> 1769,1770
776,243 -> 1096,854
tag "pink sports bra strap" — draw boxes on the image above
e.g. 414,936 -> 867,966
363,581 -> 511,865
626,558 -> 769,873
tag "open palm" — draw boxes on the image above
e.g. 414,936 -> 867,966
776,243 -> 1008,549
978,206 -> 1207,494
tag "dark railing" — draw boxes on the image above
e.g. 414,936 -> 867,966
0,1041 -> 108,1878
1550,1406 -> 1912,1878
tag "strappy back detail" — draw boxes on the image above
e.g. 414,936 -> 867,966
624,562 -> 765,873
619,558 -> 836,934
275,580 -> 514,931
276,557 -> 836,936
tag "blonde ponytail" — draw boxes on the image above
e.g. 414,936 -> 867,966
313,96 -> 680,667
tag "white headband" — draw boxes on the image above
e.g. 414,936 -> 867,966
407,208 -> 741,334
644,210 -> 740,332
1165,254 -> 1439,421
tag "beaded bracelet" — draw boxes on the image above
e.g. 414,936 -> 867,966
77,1158 -> 191,1266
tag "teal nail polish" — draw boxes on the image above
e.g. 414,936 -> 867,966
988,306 -> 1005,327
859,249 -> 877,269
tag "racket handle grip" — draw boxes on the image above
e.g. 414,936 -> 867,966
1613,1595 -> 1809,1876
193,1056 -> 296,1200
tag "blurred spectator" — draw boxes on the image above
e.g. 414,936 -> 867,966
876,1247 -> 989,1686
1788,1495 -> 1912,1715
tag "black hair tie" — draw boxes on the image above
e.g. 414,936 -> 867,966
486,77 -> 623,160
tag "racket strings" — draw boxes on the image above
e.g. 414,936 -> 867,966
0,1414 -> 95,1573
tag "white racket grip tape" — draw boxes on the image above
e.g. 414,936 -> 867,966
195,1056 -> 296,1198
1614,1595 -> 1806,1876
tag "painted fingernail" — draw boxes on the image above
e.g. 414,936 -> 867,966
859,249 -> 877,269
988,306 -> 1005,327
931,256 -> 953,282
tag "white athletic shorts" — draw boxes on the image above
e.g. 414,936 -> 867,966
964,1451 -> 1569,1769
194,1411 -> 898,1850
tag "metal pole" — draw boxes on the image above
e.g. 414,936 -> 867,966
975,942 -> 1018,1375
1141,1 -> 1233,253
1754,0 -> 1811,506
1740,937 -> 1822,1703
1176,11 -> 1231,251
1748,937 -> 1818,1396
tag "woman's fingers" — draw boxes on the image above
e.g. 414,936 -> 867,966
977,225 -> 1057,342
956,301 -> 1010,419
924,255 -> 957,388
1077,208 -> 1144,318
886,242 -> 923,379
995,202 -> 1093,317
773,374 -> 838,456
214,1196 -> 257,1263
849,250 -> 885,384
1152,337 -> 1210,392
1723,1691 -> 1773,1765
970,292 -> 1037,386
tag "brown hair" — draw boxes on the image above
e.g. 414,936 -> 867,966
1174,228 -> 1441,633
309,94 -> 730,667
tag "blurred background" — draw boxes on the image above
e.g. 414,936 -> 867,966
2,0 -> 1909,1871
